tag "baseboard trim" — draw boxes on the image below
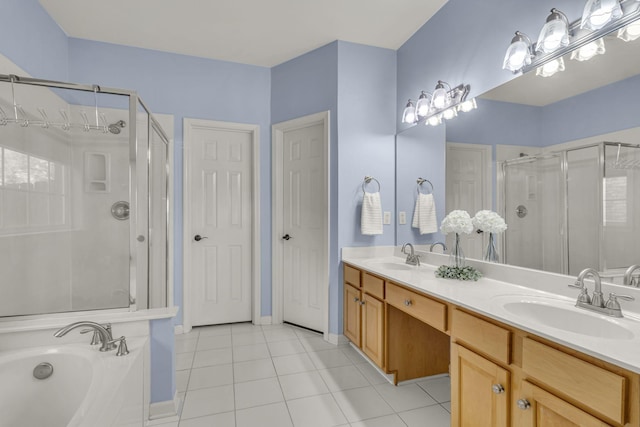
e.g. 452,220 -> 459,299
327,333 -> 348,345
147,391 -> 181,424
174,324 -> 184,335
349,342 -> 395,385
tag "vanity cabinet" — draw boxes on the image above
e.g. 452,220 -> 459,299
342,262 -> 639,427
451,343 -> 509,427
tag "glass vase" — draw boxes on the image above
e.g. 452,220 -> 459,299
484,232 -> 499,263
449,233 -> 466,268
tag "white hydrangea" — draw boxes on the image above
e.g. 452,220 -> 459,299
440,210 -> 474,235
472,210 -> 507,234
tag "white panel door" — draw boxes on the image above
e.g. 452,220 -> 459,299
189,125 -> 253,326
446,142 -> 492,260
282,123 -> 326,332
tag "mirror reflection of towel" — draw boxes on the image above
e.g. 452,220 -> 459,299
361,192 -> 383,235
412,193 -> 437,234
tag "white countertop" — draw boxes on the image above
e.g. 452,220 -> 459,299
342,246 -> 640,374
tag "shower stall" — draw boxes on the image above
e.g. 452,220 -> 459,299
502,142 -> 640,276
0,74 -> 170,318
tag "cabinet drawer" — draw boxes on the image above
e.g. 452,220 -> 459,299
386,282 -> 447,332
344,264 -> 361,288
522,338 -> 626,424
363,273 -> 385,299
451,309 -> 510,365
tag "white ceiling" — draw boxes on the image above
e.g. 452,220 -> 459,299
39,0 -> 449,67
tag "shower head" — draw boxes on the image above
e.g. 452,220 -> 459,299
108,120 -> 126,134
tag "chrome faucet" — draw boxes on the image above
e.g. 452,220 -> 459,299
54,321 -> 117,352
429,242 -> 447,253
401,243 -> 420,266
623,265 -> 640,287
569,268 -> 635,318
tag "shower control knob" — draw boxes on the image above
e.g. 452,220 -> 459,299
194,235 -> 208,242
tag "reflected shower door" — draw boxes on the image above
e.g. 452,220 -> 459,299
503,154 -> 565,273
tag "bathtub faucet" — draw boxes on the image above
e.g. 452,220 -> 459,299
54,321 -> 117,352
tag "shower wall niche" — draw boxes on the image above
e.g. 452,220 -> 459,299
502,142 -> 640,276
0,75 -> 170,317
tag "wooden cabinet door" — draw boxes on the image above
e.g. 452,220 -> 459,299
451,343 -> 509,427
362,293 -> 385,368
344,283 -> 361,347
516,381 -> 611,427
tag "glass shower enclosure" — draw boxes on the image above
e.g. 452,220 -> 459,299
502,142 -> 640,276
0,74 -> 170,317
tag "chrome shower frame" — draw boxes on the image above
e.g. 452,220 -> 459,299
0,73 -> 172,312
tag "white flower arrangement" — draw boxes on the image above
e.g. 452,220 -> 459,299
440,210 -> 474,235
472,210 -> 507,234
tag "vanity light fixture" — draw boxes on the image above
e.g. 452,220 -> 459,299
431,81 -> 452,110
536,57 -> 565,77
570,31 -> 606,61
502,31 -> 533,72
536,8 -> 570,54
618,19 -> 640,40
401,99 -> 417,124
458,98 -> 478,113
581,0 -> 623,30
415,91 -> 431,118
403,82 -> 473,127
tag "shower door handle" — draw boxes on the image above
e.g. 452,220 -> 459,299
194,235 -> 208,242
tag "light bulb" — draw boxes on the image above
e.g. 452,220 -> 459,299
442,107 -> 458,120
415,91 -> 430,118
458,98 -> 477,113
426,114 -> 442,126
618,21 -> 640,41
581,0 -> 623,30
536,57 -> 565,77
570,38 -> 605,61
402,100 -> 416,124
536,9 -> 570,54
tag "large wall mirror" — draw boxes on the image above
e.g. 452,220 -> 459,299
396,21 -> 640,279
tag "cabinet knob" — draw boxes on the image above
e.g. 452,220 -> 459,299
404,299 -> 412,307
353,297 -> 360,303
517,399 -> 531,410
491,384 -> 505,394
359,301 -> 365,306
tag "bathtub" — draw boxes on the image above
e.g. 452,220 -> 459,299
0,337 -> 146,427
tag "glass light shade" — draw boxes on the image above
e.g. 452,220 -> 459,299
502,40 -> 532,71
442,107 -> 458,120
618,21 -> 640,41
426,114 -> 442,126
415,91 -> 431,118
570,37 -> 606,61
431,85 -> 450,110
458,98 -> 478,113
536,10 -> 570,54
581,0 -> 623,30
536,57 -> 565,77
402,100 -> 416,124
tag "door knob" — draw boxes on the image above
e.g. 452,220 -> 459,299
282,234 -> 292,241
194,235 -> 208,242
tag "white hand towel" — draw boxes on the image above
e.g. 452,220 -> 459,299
361,191 -> 383,235
412,193 -> 437,234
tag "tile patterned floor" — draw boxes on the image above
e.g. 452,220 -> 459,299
156,323 -> 451,427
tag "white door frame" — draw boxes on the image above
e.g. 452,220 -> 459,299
272,111 -> 330,340
182,118 -> 261,333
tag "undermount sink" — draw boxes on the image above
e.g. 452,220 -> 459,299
494,295 -> 636,340
365,261 -> 415,271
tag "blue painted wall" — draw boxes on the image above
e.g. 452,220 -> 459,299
0,0 -> 68,81
336,41 -> 397,333
149,318 -> 176,403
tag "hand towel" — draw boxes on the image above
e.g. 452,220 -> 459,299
412,193 -> 437,234
361,191 -> 383,235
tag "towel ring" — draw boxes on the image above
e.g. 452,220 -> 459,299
362,176 -> 381,193
416,178 -> 434,195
